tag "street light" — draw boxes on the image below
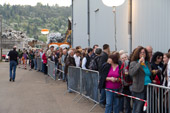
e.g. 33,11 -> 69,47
102,0 -> 125,7
0,15 -> 2,61
102,0 -> 125,51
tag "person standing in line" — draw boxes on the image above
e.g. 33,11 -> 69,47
8,46 -> 19,82
42,49 -> 48,75
65,49 -> 76,92
129,46 -> 152,113
61,48 -> 68,81
91,44 -> 99,60
146,46 -> 153,63
74,50 -> 81,67
81,48 -> 93,69
98,44 -> 110,107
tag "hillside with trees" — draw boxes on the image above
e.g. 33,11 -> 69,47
0,3 -> 71,42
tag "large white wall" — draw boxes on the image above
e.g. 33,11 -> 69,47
72,0 -> 88,48
132,0 -> 170,53
73,0 -> 170,53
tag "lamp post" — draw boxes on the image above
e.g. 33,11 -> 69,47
0,15 -> 2,61
102,0 -> 125,51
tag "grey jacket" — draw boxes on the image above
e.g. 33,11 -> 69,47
129,61 -> 152,93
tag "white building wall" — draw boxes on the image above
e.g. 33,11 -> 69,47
90,0 -> 115,51
72,0 -> 88,48
73,0 -> 170,53
132,0 -> 170,53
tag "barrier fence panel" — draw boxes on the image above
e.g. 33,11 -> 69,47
81,69 -> 99,103
37,58 -> 42,71
47,60 -> 56,80
147,83 -> 170,113
68,66 -> 81,94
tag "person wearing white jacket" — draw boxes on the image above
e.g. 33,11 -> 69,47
162,53 -> 170,87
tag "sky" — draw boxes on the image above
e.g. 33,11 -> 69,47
0,0 -> 72,7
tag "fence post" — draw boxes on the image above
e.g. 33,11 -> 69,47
147,85 -> 149,113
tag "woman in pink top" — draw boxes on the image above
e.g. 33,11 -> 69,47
100,53 -> 121,113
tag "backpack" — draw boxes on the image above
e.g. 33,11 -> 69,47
89,56 -> 101,71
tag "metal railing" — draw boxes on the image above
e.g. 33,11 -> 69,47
68,66 -> 100,112
47,60 -> 56,80
81,69 -> 99,103
147,83 -> 170,113
37,57 -> 42,71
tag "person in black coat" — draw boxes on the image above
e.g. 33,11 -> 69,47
151,51 -> 164,84
98,44 -> 110,107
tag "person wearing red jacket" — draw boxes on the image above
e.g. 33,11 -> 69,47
42,49 -> 48,74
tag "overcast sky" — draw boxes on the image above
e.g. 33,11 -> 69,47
0,0 -> 71,6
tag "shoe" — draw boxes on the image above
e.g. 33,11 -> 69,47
58,79 -> 61,81
13,79 -> 15,82
99,104 -> 105,108
9,78 -> 12,82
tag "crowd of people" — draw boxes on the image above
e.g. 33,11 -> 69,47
8,44 -> 170,113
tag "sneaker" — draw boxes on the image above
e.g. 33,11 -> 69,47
58,79 -> 61,81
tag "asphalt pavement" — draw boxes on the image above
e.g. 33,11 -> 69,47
0,62 -> 104,113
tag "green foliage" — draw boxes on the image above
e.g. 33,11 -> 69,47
0,3 -> 71,42
38,35 -> 47,42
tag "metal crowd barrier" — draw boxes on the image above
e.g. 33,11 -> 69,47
68,66 -> 100,112
147,83 -> 170,113
37,57 -> 42,71
68,66 -> 81,94
81,69 -> 99,103
47,60 -> 56,80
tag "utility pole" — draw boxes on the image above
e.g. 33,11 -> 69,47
0,15 -> 2,61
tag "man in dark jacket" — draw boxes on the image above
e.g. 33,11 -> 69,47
98,44 -> 110,71
98,44 -> 110,107
64,49 -> 76,75
8,46 -> 19,82
89,48 -> 102,71
64,49 -> 76,93
91,44 -> 99,60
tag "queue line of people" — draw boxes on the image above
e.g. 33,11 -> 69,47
13,44 -> 170,113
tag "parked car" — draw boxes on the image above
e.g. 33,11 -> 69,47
2,54 -> 6,59
5,52 -> 9,62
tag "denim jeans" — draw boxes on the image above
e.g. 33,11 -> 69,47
100,89 -> 106,105
10,61 -> 17,80
41,62 -> 44,72
105,89 -> 120,113
132,87 -> 147,113
119,97 -> 124,112
62,65 -> 66,80
124,88 -> 132,113
34,58 -> 37,70
58,64 -> 62,79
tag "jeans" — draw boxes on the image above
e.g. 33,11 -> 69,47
10,61 -> 17,80
43,63 -> 47,74
100,89 -> 106,105
41,62 -> 44,72
119,97 -> 124,112
66,74 -> 72,92
132,87 -> 147,113
55,63 -> 58,77
34,58 -> 37,70
62,65 -> 66,80
124,88 -> 132,113
58,64 -> 62,79
105,89 -> 120,113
